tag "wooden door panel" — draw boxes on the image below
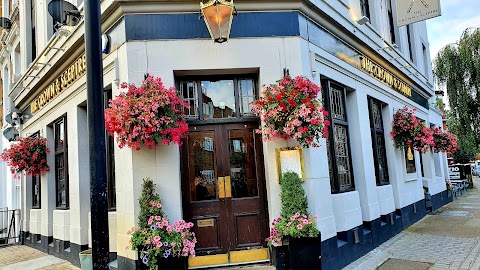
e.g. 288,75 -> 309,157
191,215 -> 222,251
234,212 -> 262,248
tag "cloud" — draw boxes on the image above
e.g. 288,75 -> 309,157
427,0 -> 480,60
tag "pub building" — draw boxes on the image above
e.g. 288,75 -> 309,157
0,0 -> 449,269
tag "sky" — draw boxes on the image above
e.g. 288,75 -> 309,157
426,0 -> 480,61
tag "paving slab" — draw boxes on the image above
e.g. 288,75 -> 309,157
377,259 -> 432,270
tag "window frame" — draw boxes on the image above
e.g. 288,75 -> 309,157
104,90 -> 116,211
322,80 -> 355,194
367,97 -> 390,186
54,116 -> 69,209
176,74 -> 259,124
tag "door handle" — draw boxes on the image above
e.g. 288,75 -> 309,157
225,176 -> 232,198
218,177 -> 225,199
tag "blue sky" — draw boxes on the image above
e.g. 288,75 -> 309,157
426,0 -> 480,60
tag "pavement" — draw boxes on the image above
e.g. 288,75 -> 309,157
2,178 -> 480,270
345,176 -> 480,270
0,245 -> 79,270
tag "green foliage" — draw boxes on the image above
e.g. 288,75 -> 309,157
266,172 -> 319,245
138,177 -> 166,229
434,28 -> 480,154
280,172 -> 309,219
447,111 -> 478,163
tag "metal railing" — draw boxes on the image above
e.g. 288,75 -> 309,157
0,208 -> 21,246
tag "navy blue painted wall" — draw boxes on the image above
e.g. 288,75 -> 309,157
124,12 -> 300,41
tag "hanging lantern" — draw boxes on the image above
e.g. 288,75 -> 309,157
200,0 -> 235,43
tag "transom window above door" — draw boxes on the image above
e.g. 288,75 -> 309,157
177,75 -> 257,120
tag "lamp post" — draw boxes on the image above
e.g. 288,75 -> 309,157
200,0 -> 235,43
84,0 -> 109,268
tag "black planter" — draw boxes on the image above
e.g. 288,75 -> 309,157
138,250 -> 188,270
270,245 -> 290,270
288,236 -> 322,270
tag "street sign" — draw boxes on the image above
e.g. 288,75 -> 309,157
395,0 -> 441,27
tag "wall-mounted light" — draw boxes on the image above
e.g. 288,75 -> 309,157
356,16 -> 370,25
200,0 -> 236,43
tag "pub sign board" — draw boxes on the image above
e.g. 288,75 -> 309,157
449,165 -> 468,180
395,0 -> 442,27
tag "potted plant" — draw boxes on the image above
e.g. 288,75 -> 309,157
105,76 -> 189,150
445,179 -> 454,202
266,172 -> 321,270
432,128 -> 458,153
251,76 -> 330,147
390,107 -> 435,153
0,136 -> 50,178
128,178 -> 197,270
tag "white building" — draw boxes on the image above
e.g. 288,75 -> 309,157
0,0 -> 450,269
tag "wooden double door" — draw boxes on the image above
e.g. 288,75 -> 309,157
181,121 -> 269,266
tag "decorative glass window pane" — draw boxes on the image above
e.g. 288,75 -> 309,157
179,81 -> 198,118
369,99 -> 389,185
405,146 -> 416,173
54,116 -> 68,208
32,174 -> 41,208
334,125 -> 352,191
239,79 -> 256,116
331,87 -> 346,121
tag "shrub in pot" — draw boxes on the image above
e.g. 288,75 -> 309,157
266,172 -> 321,270
128,178 -> 197,270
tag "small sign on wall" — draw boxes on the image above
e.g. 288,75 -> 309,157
276,147 -> 305,182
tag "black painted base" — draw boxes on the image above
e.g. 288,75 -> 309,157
431,190 -> 452,211
321,199 -> 429,270
21,231 -> 115,268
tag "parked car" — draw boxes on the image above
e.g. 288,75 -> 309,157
473,166 -> 480,176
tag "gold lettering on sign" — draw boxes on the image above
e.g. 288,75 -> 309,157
359,56 -> 412,97
30,55 -> 87,113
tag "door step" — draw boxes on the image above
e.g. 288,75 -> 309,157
188,248 -> 270,269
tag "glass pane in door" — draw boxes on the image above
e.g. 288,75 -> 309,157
201,80 -> 236,119
188,132 -> 218,201
228,129 -> 258,198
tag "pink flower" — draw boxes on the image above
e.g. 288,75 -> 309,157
297,224 -> 303,230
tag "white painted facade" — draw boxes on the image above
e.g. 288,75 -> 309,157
0,0 -> 449,268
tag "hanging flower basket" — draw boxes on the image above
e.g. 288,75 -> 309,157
390,107 -> 434,153
105,76 -> 189,150
250,76 -> 330,148
432,128 -> 458,153
0,137 -> 50,176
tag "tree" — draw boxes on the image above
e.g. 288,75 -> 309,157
434,27 -> 480,160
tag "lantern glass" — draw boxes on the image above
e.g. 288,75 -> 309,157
201,0 -> 234,43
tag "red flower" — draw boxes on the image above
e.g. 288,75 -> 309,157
0,137 -> 50,176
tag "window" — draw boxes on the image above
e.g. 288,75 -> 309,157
387,0 -> 396,44
360,0 -> 370,20
422,43 -> 429,76
323,81 -> 354,193
177,75 -> 257,120
104,90 -> 116,210
406,25 -> 414,62
368,98 -> 389,185
54,116 -> 68,209
31,132 -> 41,208
405,145 -> 416,173
30,0 -> 37,62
